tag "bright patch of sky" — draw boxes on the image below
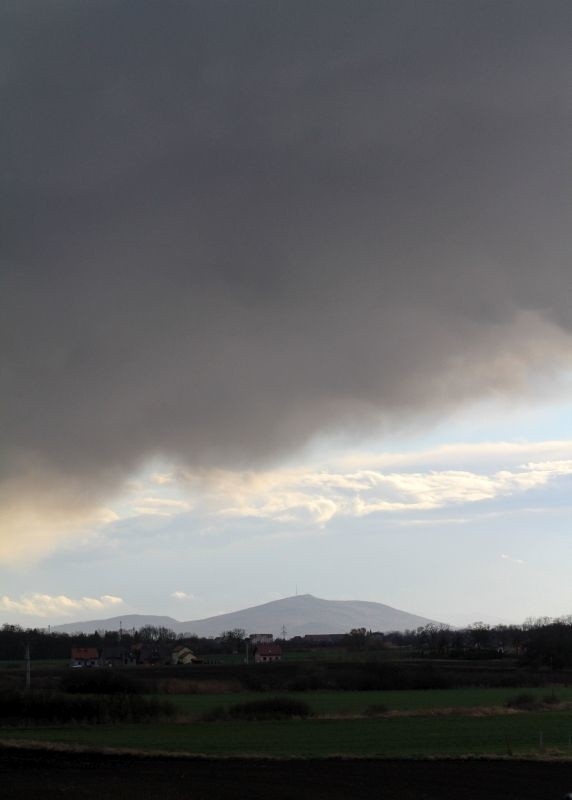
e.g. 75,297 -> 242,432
2,395 -> 571,629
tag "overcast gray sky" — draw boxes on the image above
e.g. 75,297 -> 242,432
1,2 -> 571,626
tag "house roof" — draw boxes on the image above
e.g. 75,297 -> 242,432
71,647 -> 99,660
173,645 -> 195,656
255,643 -> 282,656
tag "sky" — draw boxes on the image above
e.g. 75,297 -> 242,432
1,1 -> 571,630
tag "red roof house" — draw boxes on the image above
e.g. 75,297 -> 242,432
70,647 -> 100,667
253,643 -> 282,663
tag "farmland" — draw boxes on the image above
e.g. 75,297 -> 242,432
159,685 -> 572,717
3,712 -> 572,758
3,655 -> 572,797
3,747 -> 572,800
3,701 -> 572,758
3,664 -> 572,798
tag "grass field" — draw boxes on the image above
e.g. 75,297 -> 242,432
281,648 -> 415,662
3,684 -> 572,759
191,649 -> 414,665
3,712 -> 572,757
0,660 -> 67,671
159,686 -> 572,717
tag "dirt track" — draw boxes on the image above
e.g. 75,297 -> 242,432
2,747 -> 572,799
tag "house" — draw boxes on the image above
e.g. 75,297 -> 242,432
253,643 -> 282,663
132,642 -> 172,666
70,647 -> 101,668
171,645 -> 201,665
101,645 -> 138,667
249,633 -> 274,645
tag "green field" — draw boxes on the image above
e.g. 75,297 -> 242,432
0,660 -> 67,671
161,686 -> 572,717
3,684 -> 572,759
281,648 -> 414,662
197,649 -> 413,665
3,712 -> 572,758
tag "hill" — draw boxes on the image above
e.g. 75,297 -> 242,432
54,614 -> 180,636
53,595 -> 439,637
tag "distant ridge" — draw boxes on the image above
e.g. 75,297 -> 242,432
53,595 -> 441,636
54,614 -> 180,635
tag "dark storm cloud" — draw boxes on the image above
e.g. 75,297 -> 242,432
1,1 -> 571,496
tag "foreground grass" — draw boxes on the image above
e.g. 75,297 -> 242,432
0,660 -> 67,671
3,712 -> 572,758
159,686 -> 572,717
281,648 -> 413,662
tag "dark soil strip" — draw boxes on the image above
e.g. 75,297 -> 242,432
2,747 -> 572,799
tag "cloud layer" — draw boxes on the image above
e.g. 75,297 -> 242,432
174,451 -> 572,526
1,2 -> 571,553
97,441 -> 572,539
0,594 -> 123,618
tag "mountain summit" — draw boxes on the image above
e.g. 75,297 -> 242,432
54,594 -> 439,637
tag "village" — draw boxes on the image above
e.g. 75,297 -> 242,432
70,632 -> 283,668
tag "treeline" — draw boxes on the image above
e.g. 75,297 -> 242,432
0,691 -> 174,725
338,617 -> 572,668
2,616 -> 572,668
0,624 -> 272,661
0,624 -> 181,661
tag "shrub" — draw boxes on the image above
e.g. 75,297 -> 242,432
542,693 -> 560,705
285,667 -> 326,692
506,692 -> 538,710
200,705 -> 229,722
365,704 -> 389,717
201,696 -> 312,721
61,669 -> 141,695
0,690 -> 175,725
158,678 -> 243,695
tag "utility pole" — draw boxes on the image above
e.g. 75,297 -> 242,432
281,624 -> 287,641
25,642 -> 31,692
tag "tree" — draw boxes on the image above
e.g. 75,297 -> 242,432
421,623 -> 452,655
139,625 -> 176,642
467,622 -> 490,649
348,628 -> 368,650
521,620 -> 572,668
220,629 -> 246,653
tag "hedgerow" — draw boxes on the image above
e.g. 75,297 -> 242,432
0,690 -> 175,725
201,696 -> 312,721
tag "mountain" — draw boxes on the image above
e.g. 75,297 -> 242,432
53,595 -> 440,637
173,595 -> 440,637
54,614 -> 179,635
